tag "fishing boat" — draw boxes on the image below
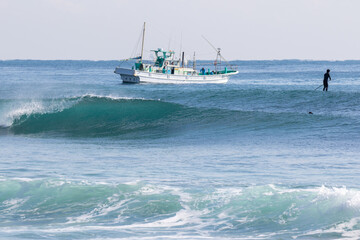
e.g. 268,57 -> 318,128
114,23 -> 238,84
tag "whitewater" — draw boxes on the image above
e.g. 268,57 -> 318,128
1,60 -> 360,239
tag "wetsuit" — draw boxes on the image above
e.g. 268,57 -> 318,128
323,72 -> 331,91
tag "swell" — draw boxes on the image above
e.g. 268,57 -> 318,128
0,94 -> 356,137
166,87 -> 360,116
1,179 -> 360,239
5,95 -> 186,137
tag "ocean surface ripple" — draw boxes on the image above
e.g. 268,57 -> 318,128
1,60 -> 360,239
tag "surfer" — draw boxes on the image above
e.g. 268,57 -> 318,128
323,69 -> 331,91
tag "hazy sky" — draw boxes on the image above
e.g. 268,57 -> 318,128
1,0 -> 360,60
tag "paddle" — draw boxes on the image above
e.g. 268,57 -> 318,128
314,84 -> 323,91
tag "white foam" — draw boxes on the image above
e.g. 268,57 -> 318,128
61,205 -> 207,233
66,197 -> 130,224
317,185 -> 349,197
310,185 -> 360,210
124,180 -> 142,185
80,93 -> 148,101
263,191 -> 274,196
2,198 -> 28,212
0,98 -> 77,127
201,187 -> 243,206
11,177 -> 34,182
268,184 -> 307,194
299,217 -> 360,240
0,101 -> 44,126
138,185 -> 165,195
167,186 -> 193,203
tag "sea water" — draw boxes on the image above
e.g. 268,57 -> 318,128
1,60 -> 360,239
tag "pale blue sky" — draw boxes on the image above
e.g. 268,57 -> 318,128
1,0 -> 359,60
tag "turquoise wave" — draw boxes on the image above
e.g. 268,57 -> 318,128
1,178 -> 360,239
8,96 -> 186,137
0,94 -> 354,138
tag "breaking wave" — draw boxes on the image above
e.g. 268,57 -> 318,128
1,178 -> 360,239
0,94 -> 355,138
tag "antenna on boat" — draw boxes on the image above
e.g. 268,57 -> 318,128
201,35 -> 230,68
215,48 -> 222,72
140,22 -> 146,63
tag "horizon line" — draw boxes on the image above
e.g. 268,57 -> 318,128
2,58 -> 360,62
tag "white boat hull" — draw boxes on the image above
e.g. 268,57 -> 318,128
114,67 -> 237,84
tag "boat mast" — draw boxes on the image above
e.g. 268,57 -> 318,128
193,52 -> 196,70
181,52 -> 185,68
140,22 -> 146,63
215,48 -> 221,72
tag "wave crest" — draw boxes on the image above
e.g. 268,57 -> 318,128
1,179 -> 360,238
0,93 -> 349,138
6,95 -> 183,137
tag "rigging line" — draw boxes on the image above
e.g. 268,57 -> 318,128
119,25 -> 143,67
137,24 -> 182,56
147,25 -> 180,53
179,32 -> 183,60
168,33 -> 172,51
150,25 -> 179,48
130,27 -> 144,58
201,35 -> 230,65
150,25 -> 172,39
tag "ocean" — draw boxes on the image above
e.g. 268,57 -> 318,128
1,59 -> 360,239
